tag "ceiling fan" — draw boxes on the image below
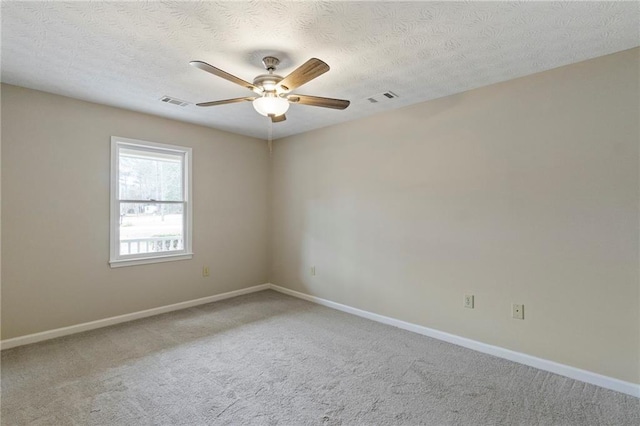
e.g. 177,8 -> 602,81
190,56 -> 350,123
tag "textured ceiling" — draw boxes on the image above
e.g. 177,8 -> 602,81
2,1 -> 639,140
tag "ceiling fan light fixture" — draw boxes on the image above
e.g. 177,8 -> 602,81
253,95 -> 289,117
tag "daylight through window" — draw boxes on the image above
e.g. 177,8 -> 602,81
110,137 -> 192,267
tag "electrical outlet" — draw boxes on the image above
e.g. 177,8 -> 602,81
202,266 -> 210,277
512,304 -> 524,320
464,294 -> 474,309
310,266 -> 316,276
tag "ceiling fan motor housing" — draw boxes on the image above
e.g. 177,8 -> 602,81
254,56 -> 284,93
253,73 -> 284,92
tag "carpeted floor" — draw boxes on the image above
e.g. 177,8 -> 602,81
1,290 -> 638,425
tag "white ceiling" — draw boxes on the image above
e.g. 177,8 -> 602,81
2,1 -> 639,140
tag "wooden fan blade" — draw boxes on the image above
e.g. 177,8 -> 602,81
278,58 -> 329,92
287,94 -> 350,110
190,60 -> 258,92
269,114 -> 287,123
196,97 -> 255,107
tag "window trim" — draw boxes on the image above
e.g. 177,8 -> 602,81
109,136 -> 193,268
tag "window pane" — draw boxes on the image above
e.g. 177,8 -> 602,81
119,202 -> 184,256
119,148 -> 183,201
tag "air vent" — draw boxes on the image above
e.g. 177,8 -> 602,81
366,91 -> 399,103
159,96 -> 190,107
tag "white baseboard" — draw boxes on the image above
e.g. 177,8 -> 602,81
269,284 -> 640,398
2,282 -> 638,398
0,283 -> 270,350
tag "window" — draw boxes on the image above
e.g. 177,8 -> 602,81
110,136 -> 192,267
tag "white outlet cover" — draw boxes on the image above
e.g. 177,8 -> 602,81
464,294 -> 474,309
512,304 -> 524,320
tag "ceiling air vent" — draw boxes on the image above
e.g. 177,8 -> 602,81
159,96 -> 190,107
366,91 -> 399,103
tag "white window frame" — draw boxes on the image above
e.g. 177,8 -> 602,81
110,136 -> 193,268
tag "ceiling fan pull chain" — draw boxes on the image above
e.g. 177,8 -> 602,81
268,118 -> 273,155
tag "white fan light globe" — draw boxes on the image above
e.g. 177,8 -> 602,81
253,96 -> 289,117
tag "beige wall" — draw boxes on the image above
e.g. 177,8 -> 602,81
1,84 -> 269,339
270,49 -> 640,384
2,48 -> 639,385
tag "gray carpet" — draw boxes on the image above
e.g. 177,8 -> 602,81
1,290 -> 638,425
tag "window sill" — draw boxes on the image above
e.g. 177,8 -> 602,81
109,253 -> 193,268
